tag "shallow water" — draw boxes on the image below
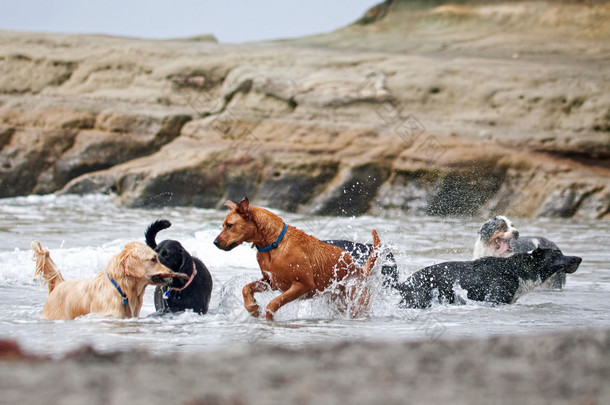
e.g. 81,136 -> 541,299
1,194 -> 608,356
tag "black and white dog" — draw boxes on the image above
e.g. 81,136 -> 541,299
396,248 -> 582,309
324,239 -> 399,288
473,216 -> 574,289
473,216 -> 520,259
145,219 -> 213,314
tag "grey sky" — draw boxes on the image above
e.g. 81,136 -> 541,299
0,1 -> 380,43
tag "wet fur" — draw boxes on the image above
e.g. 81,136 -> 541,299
473,216 -> 519,259
474,216 -> 576,289
213,198 -> 381,320
32,241 -> 176,320
324,240 -> 398,288
396,249 -> 582,309
145,219 -> 213,314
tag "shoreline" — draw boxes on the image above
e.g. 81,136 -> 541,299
1,328 -> 608,405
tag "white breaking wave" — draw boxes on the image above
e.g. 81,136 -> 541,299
0,194 -> 607,356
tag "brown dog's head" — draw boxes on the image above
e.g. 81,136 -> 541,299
111,242 -> 188,285
214,197 -> 258,251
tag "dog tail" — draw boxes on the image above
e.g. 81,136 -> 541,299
361,230 -> 381,276
31,240 -> 65,294
145,219 -> 172,249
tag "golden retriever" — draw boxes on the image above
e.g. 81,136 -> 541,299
32,240 -> 188,320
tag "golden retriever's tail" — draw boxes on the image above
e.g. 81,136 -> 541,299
362,230 -> 381,276
31,240 -> 65,294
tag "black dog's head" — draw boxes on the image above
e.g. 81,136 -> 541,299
145,219 -> 194,276
530,248 -> 582,281
154,240 -> 194,275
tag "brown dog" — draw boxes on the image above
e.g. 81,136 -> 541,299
214,197 -> 381,320
32,240 -> 189,320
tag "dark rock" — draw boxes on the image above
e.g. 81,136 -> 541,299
308,163 -> 391,216
537,183 -> 605,218
118,156 -> 263,209
427,165 -> 506,217
575,188 -> 610,219
372,170 -> 439,215
256,161 -> 340,212
355,0 -> 394,25
60,173 -> 117,195
0,129 -> 77,197
0,127 -> 14,149
40,113 -> 190,193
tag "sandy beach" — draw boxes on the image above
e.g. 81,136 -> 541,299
1,328 -> 608,405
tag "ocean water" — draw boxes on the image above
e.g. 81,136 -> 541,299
1,194 -> 608,357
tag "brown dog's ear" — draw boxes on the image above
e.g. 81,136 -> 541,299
224,200 -> 236,210
236,197 -> 251,218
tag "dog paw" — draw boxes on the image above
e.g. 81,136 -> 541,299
245,304 -> 260,318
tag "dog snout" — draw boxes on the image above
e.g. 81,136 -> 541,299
565,256 -> 582,273
213,237 -> 238,251
150,274 -> 167,285
513,230 -> 520,239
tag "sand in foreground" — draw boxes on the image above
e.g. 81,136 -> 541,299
0,328 -> 608,405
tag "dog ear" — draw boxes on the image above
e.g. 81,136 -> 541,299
236,197 -> 251,218
124,255 -> 146,279
224,200 -> 236,210
179,249 -> 193,275
119,244 -> 147,279
531,248 -> 546,259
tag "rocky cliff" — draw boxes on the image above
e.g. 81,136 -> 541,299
1,0 -> 609,218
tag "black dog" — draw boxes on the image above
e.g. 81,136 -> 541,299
145,219 -> 213,314
473,216 -> 575,289
515,238 -> 568,289
324,240 -> 399,288
396,248 -> 582,309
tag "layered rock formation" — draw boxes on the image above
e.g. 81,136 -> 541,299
1,0 -> 609,218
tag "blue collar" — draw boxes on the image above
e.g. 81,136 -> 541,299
257,223 -> 288,252
107,274 -> 129,306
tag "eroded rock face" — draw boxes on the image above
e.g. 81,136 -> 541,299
255,160 -> 340,212
537,183 -> 607,218
0,128 -> 77,197
306,163 -> 391,217
0,109 -> 191,197
0,1 -> 609,219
